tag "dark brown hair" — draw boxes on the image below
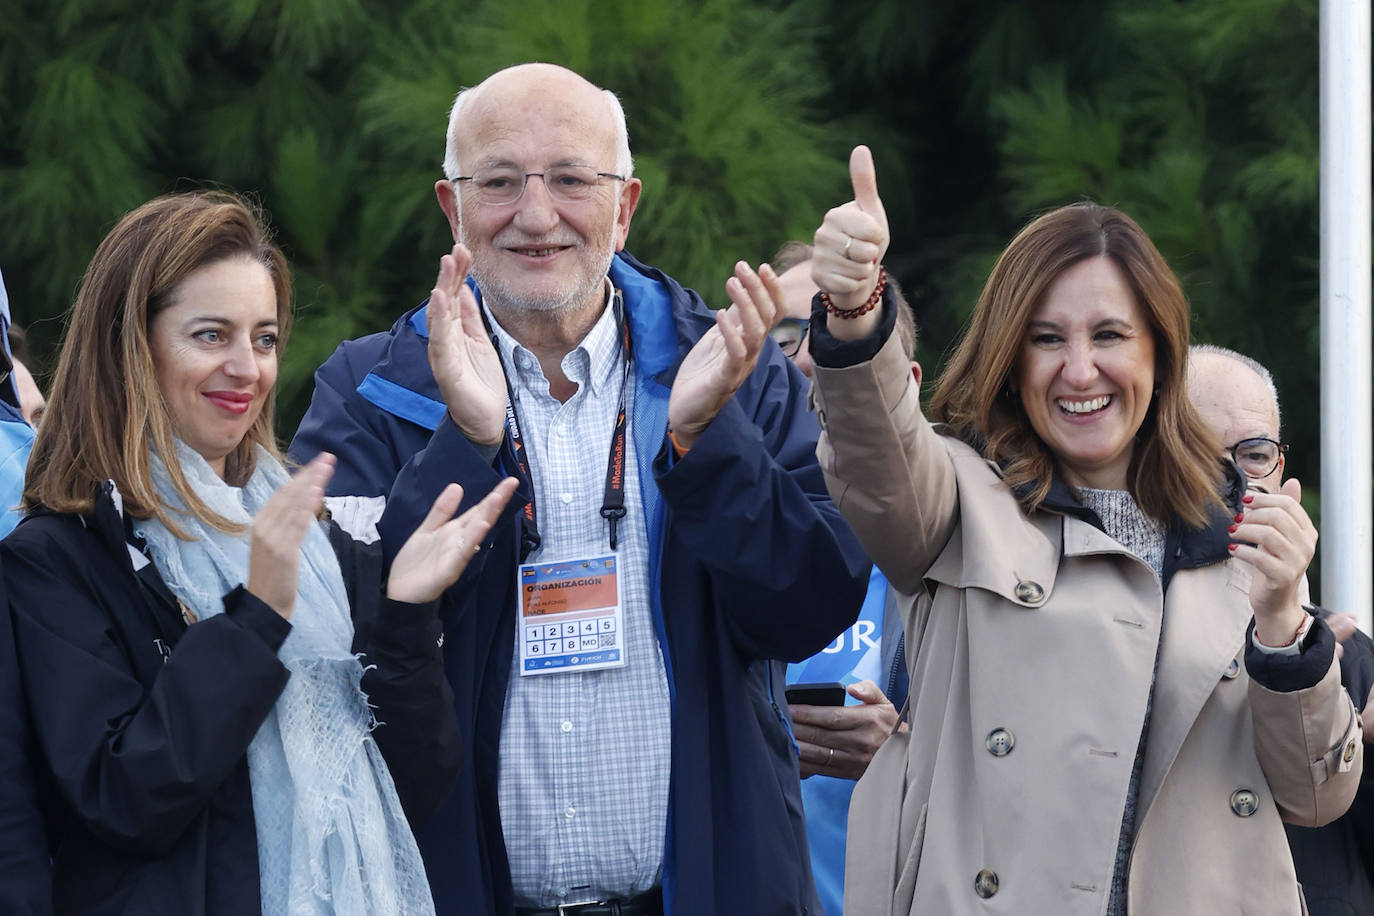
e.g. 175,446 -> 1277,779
24,191 -> 292,534
928,202 -> 1221,527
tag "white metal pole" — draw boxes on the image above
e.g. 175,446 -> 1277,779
1320,0 -> 1372,629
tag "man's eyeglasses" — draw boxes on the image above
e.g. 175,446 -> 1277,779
769,317 -> 809,358
452,165 -> 626,205
1228,437 -> 1288,479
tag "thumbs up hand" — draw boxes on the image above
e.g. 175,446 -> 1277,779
811,146 -> 890,332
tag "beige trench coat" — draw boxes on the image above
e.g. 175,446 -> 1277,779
812,331 -> 1363,916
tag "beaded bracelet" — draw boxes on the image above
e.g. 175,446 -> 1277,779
821,267 -> 886,319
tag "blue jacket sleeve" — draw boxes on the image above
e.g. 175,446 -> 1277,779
2,531 -> 289,857
374,416 -> 519,579
293,334 -> 524,633
653,350 -> 869,662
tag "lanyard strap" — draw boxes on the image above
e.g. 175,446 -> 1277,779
486,291 -> 632,559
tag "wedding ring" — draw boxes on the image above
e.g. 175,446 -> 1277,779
843,235 -> 853,258
827,746 -> 835,764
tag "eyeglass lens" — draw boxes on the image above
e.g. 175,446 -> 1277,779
769,320 -> 808,357
466,166 -> 610,204
1231,437 -> 1281,476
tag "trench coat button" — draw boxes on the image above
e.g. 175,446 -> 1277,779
986,728 -> 1015,757
1230,788 -> 1259,817
1344,739 -> 1358,764
974,868 -> 999,898
1014,580 -> 1045,604
1223,657 -> 1240,679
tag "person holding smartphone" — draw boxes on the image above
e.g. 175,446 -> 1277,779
770,240 -> 917,915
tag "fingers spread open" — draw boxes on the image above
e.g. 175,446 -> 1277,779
419,483 -> 465,533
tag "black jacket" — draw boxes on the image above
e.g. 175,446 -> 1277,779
0,565 -> 51,915
1,483 -> 460,915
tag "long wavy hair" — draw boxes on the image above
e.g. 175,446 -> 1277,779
928,202 -> 1221,528
24,191 -> 292,535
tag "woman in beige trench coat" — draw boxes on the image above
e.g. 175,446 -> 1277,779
805,147 -> 1363,916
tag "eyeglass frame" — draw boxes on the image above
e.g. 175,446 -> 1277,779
769,316 -> 810,358
450,166 -> 627,206
1227,436 -> 1289,479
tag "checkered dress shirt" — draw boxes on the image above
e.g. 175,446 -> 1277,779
488,289 -> 672,908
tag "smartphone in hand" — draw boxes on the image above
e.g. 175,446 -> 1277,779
785,682 -> 846,706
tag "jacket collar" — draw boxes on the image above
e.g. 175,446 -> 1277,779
926,440 -> 1245,607
923,441 -> 1065,608
358,250 -> 708,430
1030,458 -> 1243,584
93,481 -> 185,620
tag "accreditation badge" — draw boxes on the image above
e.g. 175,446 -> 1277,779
516,554 -> 625,675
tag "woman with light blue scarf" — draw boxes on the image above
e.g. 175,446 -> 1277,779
2,191 -> 517,915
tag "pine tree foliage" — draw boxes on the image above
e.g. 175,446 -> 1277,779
0,0 -> 845,435
359,0 -> 847,299
0,0 -> 1339,551
802,0 -> 1324,476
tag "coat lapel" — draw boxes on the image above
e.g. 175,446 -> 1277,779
923,459 -> 1063,606
1137,560 -> 1253,815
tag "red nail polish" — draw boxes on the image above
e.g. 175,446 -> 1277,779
1228,524 -> 1237,533
1241,494 -> 1254,504
1234,513 -> 1244,523
1228,543 -> 1238,552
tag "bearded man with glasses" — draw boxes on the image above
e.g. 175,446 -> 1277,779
291,63 -> 868,916
1188,343 -> 1374,916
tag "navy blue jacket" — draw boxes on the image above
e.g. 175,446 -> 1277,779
2,483 -> 460,915
290,251 -> 870,916
0,560 -> 51,915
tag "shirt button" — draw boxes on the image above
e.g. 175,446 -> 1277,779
974,868 -> 999,898
1014,580 -> 1045,604
564,805 -> 576,819
1230,788 -> 1259,817
561,720 -> 573,733
1344,739 -> 1358,764
985,728 -> 1015,757
1223,658 -> 1240,679
560,493 -> 573,504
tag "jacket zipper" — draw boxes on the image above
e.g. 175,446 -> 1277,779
886,631 -> 906,702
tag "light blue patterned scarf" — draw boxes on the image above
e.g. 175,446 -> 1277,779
133,441 -> 434,915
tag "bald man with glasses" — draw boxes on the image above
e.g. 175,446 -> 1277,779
1189,343 -> 1374,916
292,64 -> 868,916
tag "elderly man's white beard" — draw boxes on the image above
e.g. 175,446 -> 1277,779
460,216 -> 618,317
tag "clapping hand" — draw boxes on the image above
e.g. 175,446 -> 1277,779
666,260 -> 786,449
428,243 -> 507,446
248,452 -> 335,620
386,478 -> 519,605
